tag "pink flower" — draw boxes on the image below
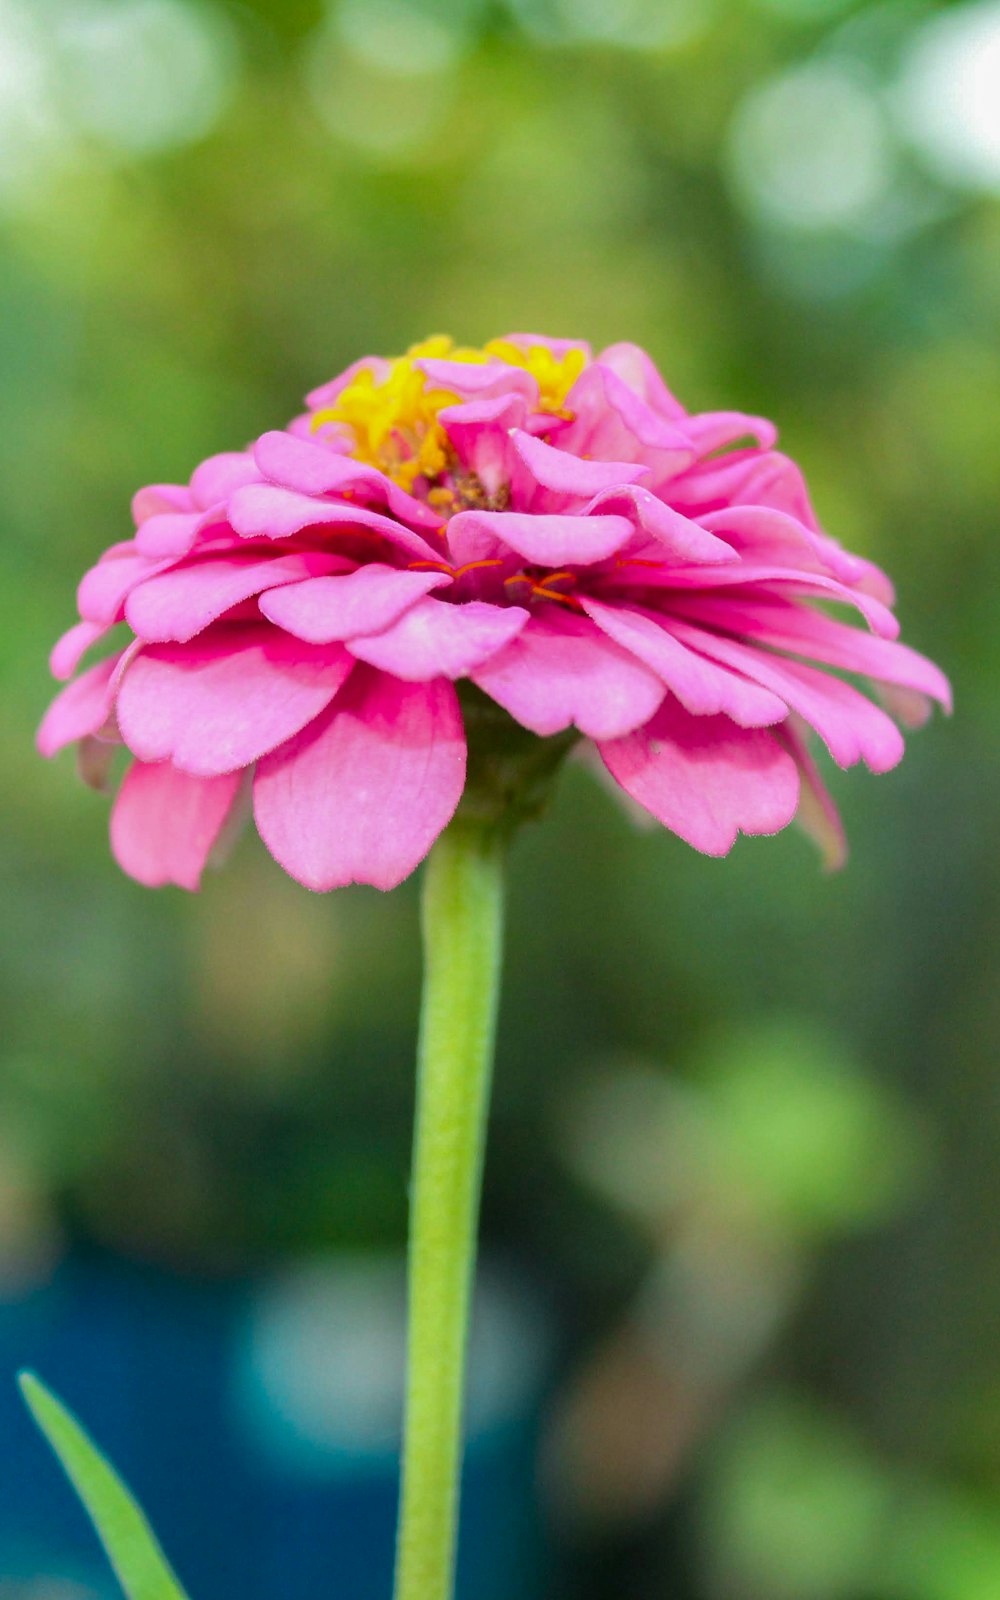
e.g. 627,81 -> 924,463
39,334 -> 950,890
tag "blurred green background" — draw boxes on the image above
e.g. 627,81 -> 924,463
1,0 -> 998,1595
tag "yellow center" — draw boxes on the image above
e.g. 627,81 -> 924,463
310,335 -> 586,494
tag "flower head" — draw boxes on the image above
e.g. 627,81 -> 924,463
39,334 -> 950,890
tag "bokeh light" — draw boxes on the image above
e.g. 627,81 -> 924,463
726,61 -> 893,231
507,0 -> 710,50
54,0 -> 239,156
895,0 -> 1000,193
0,1 -> 73,205
332,0 -> 476,76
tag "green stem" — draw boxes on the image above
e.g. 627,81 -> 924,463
393,817 -> 506,1600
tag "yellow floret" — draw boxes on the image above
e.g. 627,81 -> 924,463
482,339 -> 586,414
311,335 -> 587,492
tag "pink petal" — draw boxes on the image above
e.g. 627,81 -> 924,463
306,356 -> 392,412
438,394 -> 526,495
125,550 -> 345,644
348,598 -> 529,681
599,700 -> 800,855
259,563 -> 450,644
131,484 -> 193,524
134,508 -> 226,559
38,656 -> 120,756
77,549 -> 174,626
669,448 -> 820,531
253,669 -> 466,891
471,606 -> 665,739
608,562 -> 900,639
50,619 -> 108,681
510,430 -> 649,501
110,761 -> 244,890
562,364 -> 695,470
666,593 -> 951,711
253,432 -> 442,530
595,343 -> 687,421
117,625 -> 355,776
288,412 -> 344,442
851,554 -> 896,607
189,451 -> 260,509
699,505 -> 868,586
582,599 -> 787,728
777,717 -> 847,871
444,514 -> 510,571
447,510 -> 634,567
665,619 -> 904,772
415,358 -> 538,404
227,483 -> 444,563
683,410 -> 778,454
584,486 -> 738,565
876,683 -> 934,729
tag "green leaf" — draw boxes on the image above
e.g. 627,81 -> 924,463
18,1371 -> 191,1600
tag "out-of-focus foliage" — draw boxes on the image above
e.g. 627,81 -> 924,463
18,1372 -> 190,1600
1,0 -> 998,1595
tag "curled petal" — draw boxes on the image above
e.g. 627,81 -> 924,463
683,410 -> 778,454
610,562 -> 900,639
700,505 -> 894,598
876,683 -> 934,729
562,363 -> 696,473
134,507 -> 228,559
510,430 -> 649,503
131,484 -> 193,525
254,669 -> 466,891
699,505 -> 864,583
851,554 -> 896,607
253,432 -> 442,530
667,594 -> 951,711
777,717 -> 847,871
260,563 -> 450,644
595,342 -> 687,421
472,606 -> 665,740
125,551 -> 346,644
438,394 -> 526,495
189,451 -> 260,509
599,700 -> 800,856
77,550 -> 174,626
585,485 -> 737,565
110,761 -> 244,890
38,656 -> 120,756
444,514 -> 510,571
116,625 -> 355,776
582,599 -> 787,729
348,598 -> 529,681
448,510 -> 634,568
227,483 -> 443,563
416,358 -> 538,404
50,619 -> 108,681
665,619 -> 904,772
670,448 -> 820,532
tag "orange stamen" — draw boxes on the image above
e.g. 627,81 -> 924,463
452,558 -> 504,578
530,582 -> 584,609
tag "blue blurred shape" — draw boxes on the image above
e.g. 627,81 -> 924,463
0,1254 -> 551,1600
